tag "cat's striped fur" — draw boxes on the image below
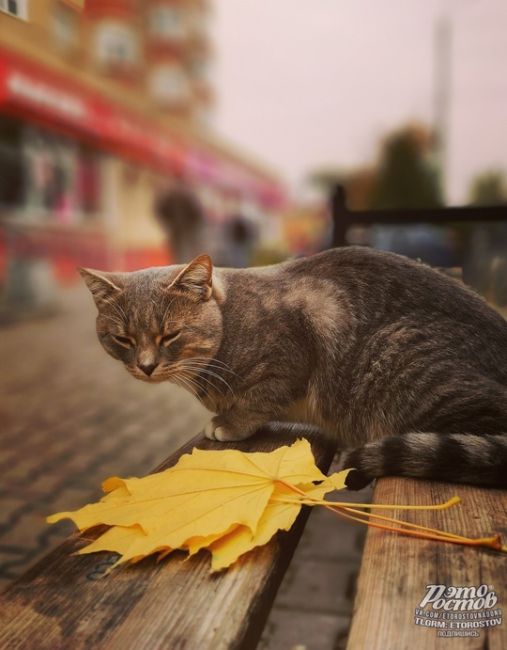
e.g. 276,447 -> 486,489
80,246 -> 507,489
344,433 -> 507,489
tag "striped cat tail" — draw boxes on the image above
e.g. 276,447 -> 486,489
343,432 -> 507,490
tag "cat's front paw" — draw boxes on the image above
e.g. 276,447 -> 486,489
204,418 -> 256,442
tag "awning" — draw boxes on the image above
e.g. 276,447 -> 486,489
0,46 -> 185,172
0,46 -> 285,207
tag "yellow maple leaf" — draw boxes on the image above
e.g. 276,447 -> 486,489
208,474 -> 348,571
48,439 -> 329,567
77,524 -> 157,565
48,438 -> 505,572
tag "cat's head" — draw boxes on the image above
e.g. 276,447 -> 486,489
79,255 -> 224,385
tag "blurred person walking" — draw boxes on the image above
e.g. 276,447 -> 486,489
154,185 -> 205,264
219,213 -> 257,267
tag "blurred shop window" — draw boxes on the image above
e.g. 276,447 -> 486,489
149,65 -> 191,107
148,5 -> 188,43
78,150 -> 100,216
23,129 -> 73,220
52,2 -> 78,52
95,22 -> 139,67
0,118 -> 24,209
22,127 -> 100,223
0,0 -> 28,20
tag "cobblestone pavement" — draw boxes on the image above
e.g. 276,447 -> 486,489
0,286 -> 369,649
0,286 -> 210,586
260,482 -> 371,650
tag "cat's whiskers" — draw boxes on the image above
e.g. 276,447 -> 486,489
178,360 -> 236,398
182,363 -> 234,392
191,370 -> 227,397
172,373 -> 198,397
154,363 -> 205,397
175,369 -> 211,401
177,364 -> 224,397
181,356 -> 239,381
188,357 -> 239,377
185,356 -> 240,377
165,360 -> 225,399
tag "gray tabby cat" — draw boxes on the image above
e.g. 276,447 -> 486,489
80,247 -> 507,489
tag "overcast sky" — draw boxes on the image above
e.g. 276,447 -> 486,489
211,0 -> 507,203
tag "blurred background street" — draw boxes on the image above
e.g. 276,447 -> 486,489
1,1 -> 506,649
0,285 -> 209,587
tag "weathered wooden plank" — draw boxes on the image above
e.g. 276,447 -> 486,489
347,478 -> 507,650
0,423 -> 336,650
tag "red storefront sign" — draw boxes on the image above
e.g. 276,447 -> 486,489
0,46 -> 185,173
0,46 -> 285,207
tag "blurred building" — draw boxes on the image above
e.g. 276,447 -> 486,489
0,0 -> 284,288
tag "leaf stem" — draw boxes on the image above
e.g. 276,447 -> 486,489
273,479 -> 504,552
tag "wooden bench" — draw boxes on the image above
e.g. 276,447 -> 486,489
348,478 -> 507,650
1,426 -> 506,649
0,424 -> 336,650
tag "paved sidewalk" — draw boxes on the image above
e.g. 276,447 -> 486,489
0,286 -> 369,649
260,481 -> 370,650
0,287 -> 210,586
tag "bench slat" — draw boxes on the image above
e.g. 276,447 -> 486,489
0,424 -> 336,650
347,477 -> 507,650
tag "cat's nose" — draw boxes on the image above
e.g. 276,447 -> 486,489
138,362 -> 158,377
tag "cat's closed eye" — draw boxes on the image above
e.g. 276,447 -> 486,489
160,330 -> 182,346
112,334 -> 135,348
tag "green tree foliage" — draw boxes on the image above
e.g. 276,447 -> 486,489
369,126 -> 443,209
468,171 -> 507,206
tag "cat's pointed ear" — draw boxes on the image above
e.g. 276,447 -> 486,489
78,268 -> 123,307
169,254 -> 213,301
